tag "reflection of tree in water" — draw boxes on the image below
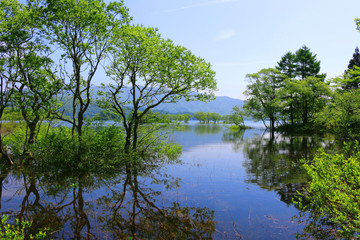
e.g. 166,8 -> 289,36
242,132 -> 336,205
193,124 -> 223,135
97,168 -> 215,239
0,168 -> 69,238
0,160 -> 215,239
222,129 -> 245,151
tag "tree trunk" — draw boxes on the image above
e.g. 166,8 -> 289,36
0,141 -> 13,166
28,122 -> 37,145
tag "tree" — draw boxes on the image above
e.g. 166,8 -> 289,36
228,105 -> 245,128
6,1 -> 61,148
38,0 -> 130,146
0,0 -> 21,165
276,46 -> 327,125
243,68 -> 284,131
209,113 -> 222,124
340,47 -> 360,90
315,88 -> 360,138
276,52 -> 297,79
100,25 -> 216,155
284,77 -> 331,126
295,45 -> 324,80
194,112 -> 207,123
277,46 -> 325,81
182,114 -> 192,123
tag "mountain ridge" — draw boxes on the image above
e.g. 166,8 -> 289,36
65,86 -> 244,117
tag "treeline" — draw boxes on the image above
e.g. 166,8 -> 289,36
92,110 -> 245,125
0,0 -> 217,166
242,45 -> 360,138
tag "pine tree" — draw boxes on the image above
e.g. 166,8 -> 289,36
347,46 -> 360,70
294,45 -> 323,80
342,46 -> 360,90
276,51 -> 297,79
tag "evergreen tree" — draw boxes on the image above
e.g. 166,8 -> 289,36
342,46 -> 360,90
276,52 -> 297,79
294,45 -> 324,80
347,46 -> 360,69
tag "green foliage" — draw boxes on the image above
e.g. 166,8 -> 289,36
227,105 -> 245,128
276,51 -> 297,79
0,215 -> 47,240
283,76 -> 331,126
340,65 -> 360,90
99,24 -> 216,153
38,0 -> 130,141
298,142 -> 360,238
244,68 -> 284,130
277,46 -> 325,80
2,122 -> 27,157
28,124 -> 127,172
342,47 -> 360,90
294,45 -> 324,80
193,112 -> 207,123
315,88 -> 360,138
1,109 -> 22,121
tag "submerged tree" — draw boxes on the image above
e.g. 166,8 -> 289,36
37,0 -> 130,145
100,25 -> 216,155
244,68 -> 284,131
0,0 -> 19,165
275,46 -> 327,126
228,105 -> 245,128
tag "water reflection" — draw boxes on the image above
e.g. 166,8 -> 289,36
222,129 -> 245,151
0,161 -> 215,239
193,124 -> 223,135
97,169 -> 215,239
222,129 -> 338,207
241,132 -> 336,205
0,125 -> 343,239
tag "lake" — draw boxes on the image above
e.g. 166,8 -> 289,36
0,122 -> 337,239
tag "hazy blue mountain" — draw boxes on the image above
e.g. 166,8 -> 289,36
63,86 -> 244,117
153,96 -> 243,115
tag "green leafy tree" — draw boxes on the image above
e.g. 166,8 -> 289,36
244,68 -> 284,131
315,88 -> 360,138
285,77 -> 331,126
228,105 -> 245,128
182,114 -> 192,123
38,0 -> 130,145
194,112 -> 207,123
99,25 -> 216,154
209,112 -> 222,123
0,0 -> 20,165
276,46 -> 327,126
8,2 -> 61,148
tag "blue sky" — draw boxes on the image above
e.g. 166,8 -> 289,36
125,0 -> 360,99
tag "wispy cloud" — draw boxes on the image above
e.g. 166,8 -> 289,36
214,29 -> 236,41
167,0 -> 236,12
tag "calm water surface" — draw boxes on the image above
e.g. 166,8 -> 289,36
0,122 -> 337,239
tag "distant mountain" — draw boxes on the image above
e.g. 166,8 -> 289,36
63,86 -> 244,117
153,96 -> 243,115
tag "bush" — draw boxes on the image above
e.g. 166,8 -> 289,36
297,142 -> 360,238
0,215 -> 47,240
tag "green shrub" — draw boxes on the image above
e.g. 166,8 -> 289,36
297,142 -> 360,238
0,215 -> 47,240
